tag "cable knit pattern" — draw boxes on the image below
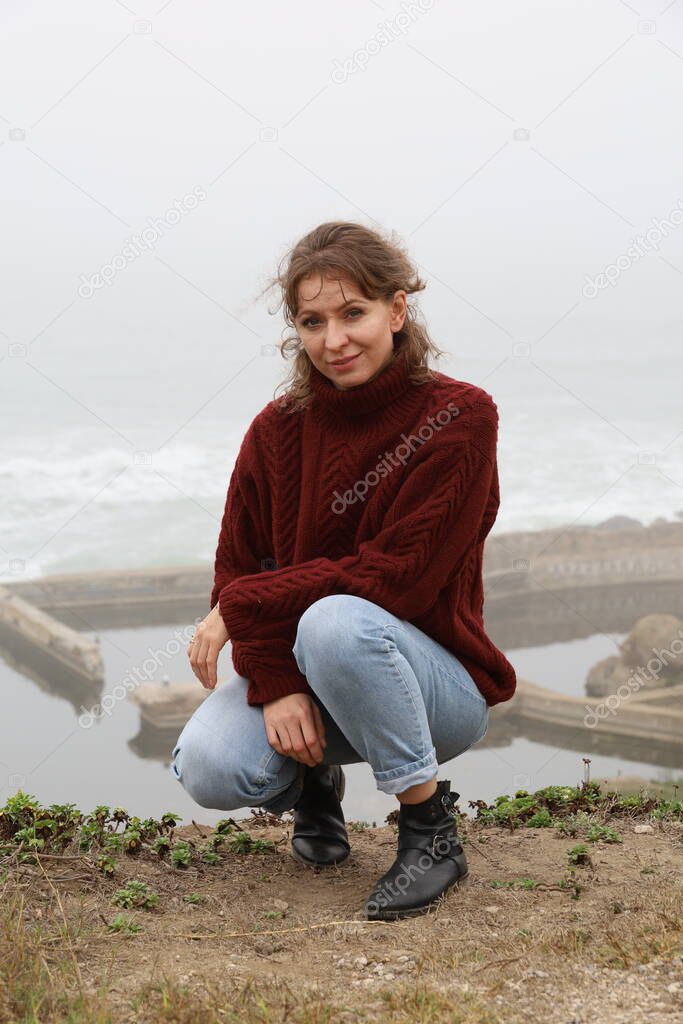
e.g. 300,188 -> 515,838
211,345 -> 517,707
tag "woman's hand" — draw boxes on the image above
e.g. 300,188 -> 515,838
187,605 -> 230,690
263,693 -> 327,767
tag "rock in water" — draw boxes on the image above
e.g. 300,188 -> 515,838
620,614 -> 683,678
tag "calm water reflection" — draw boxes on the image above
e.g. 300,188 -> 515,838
1,625 -> 679,827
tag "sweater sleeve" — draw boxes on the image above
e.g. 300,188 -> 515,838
209,422 -> 271,612
218,398 -> 499,643
210,417 -> 316,705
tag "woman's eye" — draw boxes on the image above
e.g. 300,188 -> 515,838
302,309 -> 363,328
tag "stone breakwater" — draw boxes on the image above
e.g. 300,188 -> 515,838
2,515 -> 682,748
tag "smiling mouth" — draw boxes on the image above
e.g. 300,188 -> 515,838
330,353 -> 361,366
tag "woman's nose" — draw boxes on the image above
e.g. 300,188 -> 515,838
324,319 -> 349,350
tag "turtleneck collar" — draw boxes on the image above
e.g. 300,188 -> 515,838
308,344 -> 414,419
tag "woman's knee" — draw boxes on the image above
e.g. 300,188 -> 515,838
169,722 -> 266,811
293,594 -> 379,675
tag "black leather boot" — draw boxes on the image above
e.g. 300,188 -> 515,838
290,763 -> 351,867
364,779 -> 468,919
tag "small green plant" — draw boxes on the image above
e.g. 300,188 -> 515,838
229,832 -> 274,855
170,840 -> 192,869
552,811 -> 591,837
526,807 -> 554,828
206,832 -> 227,851
151,836 -> 171,856
107,914 -> 142,934
97,854 -> 117,876
182,893 -> 203,904
652,798 -> 682,821
567,844 -> 590,867
616,792 -> 648,810
214,818 -> 238,835
348,820 -> 371,832
470,779 -> 681,832
586,824 -> 622,844
112,880 -> 159,911
103,834 -> 123,853
1,791 -> 41,822
122,826 -> 143,853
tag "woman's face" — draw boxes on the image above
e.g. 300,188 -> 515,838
294,273 -> 407,390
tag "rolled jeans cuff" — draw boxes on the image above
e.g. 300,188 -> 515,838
373,746 -> 438,795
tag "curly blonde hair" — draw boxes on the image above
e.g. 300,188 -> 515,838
257,221 -> 447,413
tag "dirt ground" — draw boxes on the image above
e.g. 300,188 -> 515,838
9,803 -> 682,1024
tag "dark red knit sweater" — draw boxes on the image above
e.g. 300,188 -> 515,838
210,345 -> 517,708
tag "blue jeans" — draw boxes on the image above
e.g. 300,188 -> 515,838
169,595 -> 489,813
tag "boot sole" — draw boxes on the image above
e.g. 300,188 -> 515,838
365,870 -> 470,920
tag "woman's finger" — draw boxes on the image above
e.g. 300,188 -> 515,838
277,720 -> 310,766
299,706 -> 324,763
206,643 -> 218,689
265,722 -> 282,755
188,638 -> 201,683
291,720 -> 318,766
195,634 -> 212,688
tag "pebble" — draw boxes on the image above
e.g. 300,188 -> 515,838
667,982 -> 682,994
353,955 -> 368,967
484,905 -> 501,914
634,824 -> 654,834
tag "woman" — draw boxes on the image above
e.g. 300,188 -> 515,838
170,221 -> 516,921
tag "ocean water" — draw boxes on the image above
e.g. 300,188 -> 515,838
1,624 -> 676,827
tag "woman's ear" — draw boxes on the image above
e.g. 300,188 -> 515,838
390,290 -> 408,332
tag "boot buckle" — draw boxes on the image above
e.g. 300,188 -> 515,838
431,831 -> 455,857
441,792 -> 457,816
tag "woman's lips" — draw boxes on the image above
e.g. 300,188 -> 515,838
330,353 -> 360,367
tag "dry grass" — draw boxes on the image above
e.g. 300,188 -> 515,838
1,805 -> 681,1023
